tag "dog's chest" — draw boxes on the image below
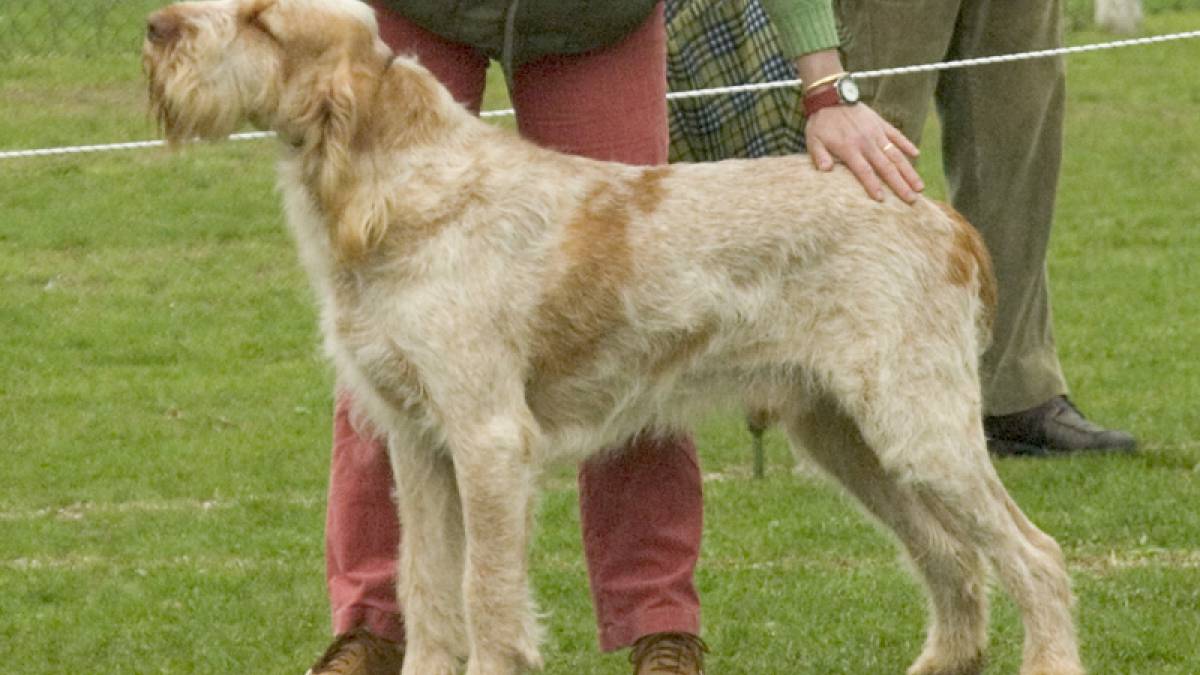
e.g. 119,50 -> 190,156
335,324 -> 428,418
326,274 -> 428,413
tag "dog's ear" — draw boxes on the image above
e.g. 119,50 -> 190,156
296,54 -> 357,181
291,53 -> 389,258
334,181 -> 392,261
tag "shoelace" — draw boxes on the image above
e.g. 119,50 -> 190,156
629,633 -> 708,674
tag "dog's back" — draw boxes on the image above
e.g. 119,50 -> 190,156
403,141 -> 999,460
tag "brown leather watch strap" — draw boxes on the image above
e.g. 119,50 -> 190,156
802,84 -> 840,118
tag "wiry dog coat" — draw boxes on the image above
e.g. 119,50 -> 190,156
143,1 -> 1084,673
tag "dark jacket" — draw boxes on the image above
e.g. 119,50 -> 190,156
383,0 -> 659,65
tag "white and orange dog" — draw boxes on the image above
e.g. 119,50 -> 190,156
144,1 -> 1083,673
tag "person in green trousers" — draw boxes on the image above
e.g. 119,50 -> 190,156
830,0 -> 1137,456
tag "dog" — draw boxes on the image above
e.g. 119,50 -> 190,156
143,1 -> 1084,673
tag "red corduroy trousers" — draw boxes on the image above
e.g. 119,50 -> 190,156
324,2 -> 703,652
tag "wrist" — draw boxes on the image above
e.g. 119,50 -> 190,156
803,71 -> 847,95
802,74 -> 861,118
792,49 -> 845,86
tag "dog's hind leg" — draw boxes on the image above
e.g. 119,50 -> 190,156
909,457 -> 1081,675
388,428 -> 469,675
784,398 -> 989,675
842,366 -> 1083,675
966,475 -> 1083,675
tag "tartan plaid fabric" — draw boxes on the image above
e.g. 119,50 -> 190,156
666,0 -> 806,162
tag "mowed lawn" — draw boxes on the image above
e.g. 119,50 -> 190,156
2,8 -> 1199,674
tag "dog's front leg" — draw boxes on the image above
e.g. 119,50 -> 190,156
389,427 -> 468,675
449,409 -> 545,675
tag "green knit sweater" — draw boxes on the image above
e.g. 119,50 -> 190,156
758,0 -> 840,58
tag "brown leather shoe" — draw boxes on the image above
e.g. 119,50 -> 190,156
305,628 -> 405,675
629,632 -> 708,675
985,396 -> 1137,457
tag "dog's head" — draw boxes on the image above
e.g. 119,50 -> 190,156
143,0 -> 390,145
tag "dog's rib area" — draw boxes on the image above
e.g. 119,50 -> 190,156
528,179 -> 634,380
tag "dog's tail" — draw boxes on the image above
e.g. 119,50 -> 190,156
934,201 -> 997,353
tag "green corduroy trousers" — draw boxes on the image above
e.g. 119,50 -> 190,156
836,0 -> 1071,415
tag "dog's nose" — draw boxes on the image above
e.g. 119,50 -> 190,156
146,10 -> 181,45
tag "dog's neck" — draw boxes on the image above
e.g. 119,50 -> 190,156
367,55 -> 463,151
283,53 -> 467,261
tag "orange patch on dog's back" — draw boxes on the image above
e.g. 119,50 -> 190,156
530,177 -> 635,379
936,201 -> 997,324
632,166 -> 671,214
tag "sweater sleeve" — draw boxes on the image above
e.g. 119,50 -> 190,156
758,0 -> 840,59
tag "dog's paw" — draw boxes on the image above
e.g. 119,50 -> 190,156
907,651 -> 985,675
1018,664 -> 1086,675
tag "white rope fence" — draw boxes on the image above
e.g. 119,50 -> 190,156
663,28 -> 1200,101
3,28 -> 1198,161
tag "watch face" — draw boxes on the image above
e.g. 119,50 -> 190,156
837,76 -> 861,104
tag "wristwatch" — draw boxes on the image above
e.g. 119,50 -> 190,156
802,74 -> 861,118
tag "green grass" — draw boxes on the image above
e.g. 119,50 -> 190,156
3,9 -> 1200,674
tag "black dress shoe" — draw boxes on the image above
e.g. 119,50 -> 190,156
984,396 -> 1137,457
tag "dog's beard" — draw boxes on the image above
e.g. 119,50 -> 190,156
144,47 -> 257,143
